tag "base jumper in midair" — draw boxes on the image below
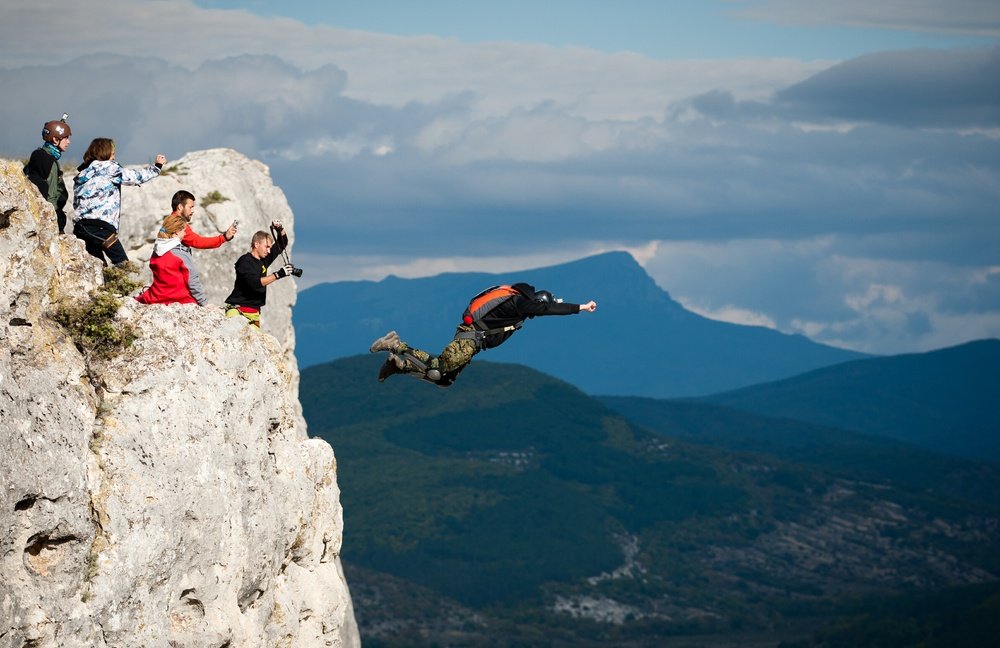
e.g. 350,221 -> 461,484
370,282 -> 597,387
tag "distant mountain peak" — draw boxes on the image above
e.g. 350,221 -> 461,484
566,249 -> 639,266
503,250 -> 675,304
542,250 -> 643,274
364,250 -> 668,302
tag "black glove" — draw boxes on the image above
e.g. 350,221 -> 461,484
274,264 -> 294,279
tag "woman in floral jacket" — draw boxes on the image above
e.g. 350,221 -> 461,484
72,137 -> 166,267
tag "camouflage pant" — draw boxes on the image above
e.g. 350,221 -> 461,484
401,324 -> 479,386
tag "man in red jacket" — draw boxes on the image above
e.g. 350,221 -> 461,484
170,190 -> 238,250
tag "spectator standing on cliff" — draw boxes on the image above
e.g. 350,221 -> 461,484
72,137 -> 166,267
135,214 -> 207,307
23,115 -> 72,234
223,222 -> 294,327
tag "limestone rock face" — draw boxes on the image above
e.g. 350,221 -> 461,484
0,157 -> 359,648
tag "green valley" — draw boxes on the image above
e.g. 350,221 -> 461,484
302,355 -> 1000,647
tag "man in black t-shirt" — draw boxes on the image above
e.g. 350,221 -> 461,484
224,221 -> 293,327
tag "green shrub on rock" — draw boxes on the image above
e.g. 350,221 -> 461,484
201,190 -> 230,207
54,268 -> 141,360
102,264 -> 144,296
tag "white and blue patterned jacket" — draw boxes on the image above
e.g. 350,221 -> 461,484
72,159 -> 161,229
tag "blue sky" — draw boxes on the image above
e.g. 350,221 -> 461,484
1,0 -> 998,354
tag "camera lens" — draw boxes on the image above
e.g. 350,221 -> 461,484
291,267 -> 304,277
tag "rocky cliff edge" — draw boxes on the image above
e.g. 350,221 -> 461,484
0,152 -> 359,647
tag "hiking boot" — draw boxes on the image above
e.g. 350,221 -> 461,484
377,353 -> 407,382
370,330 -> 401,353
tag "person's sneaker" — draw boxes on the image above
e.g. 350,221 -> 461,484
377,353 -> 407,382
370,330 -> 400,353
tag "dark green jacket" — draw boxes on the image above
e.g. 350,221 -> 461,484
24,147 -> 68,215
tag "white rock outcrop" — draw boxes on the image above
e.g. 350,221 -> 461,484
0,153 -> 359,647
113,148 -> 299,353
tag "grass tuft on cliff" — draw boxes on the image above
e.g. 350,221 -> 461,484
201,190 -> 230,207
54,266 -> 141,360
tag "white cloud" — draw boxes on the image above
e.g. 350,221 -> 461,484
2,1 -> 830,124
274,135 -> 397,161
644,239 -> 1000,354
845,283 -> 906,310
675,301 -> 779,329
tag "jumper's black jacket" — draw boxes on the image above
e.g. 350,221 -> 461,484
477,282 -> 580,349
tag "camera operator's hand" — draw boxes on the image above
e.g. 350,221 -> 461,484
274,264 -> 295,279
224,222 -> 237,241
270,220 -> 289,247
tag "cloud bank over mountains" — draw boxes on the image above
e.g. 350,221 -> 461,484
1,0 -> 997,355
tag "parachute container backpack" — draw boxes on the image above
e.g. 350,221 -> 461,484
462,285 -> 520,330
452,284 -> 525,349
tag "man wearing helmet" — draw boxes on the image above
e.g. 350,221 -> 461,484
23,116 -> 72,233
370,282 -> 597,387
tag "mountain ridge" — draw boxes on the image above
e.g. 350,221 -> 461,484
696,338 -> 1000,462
